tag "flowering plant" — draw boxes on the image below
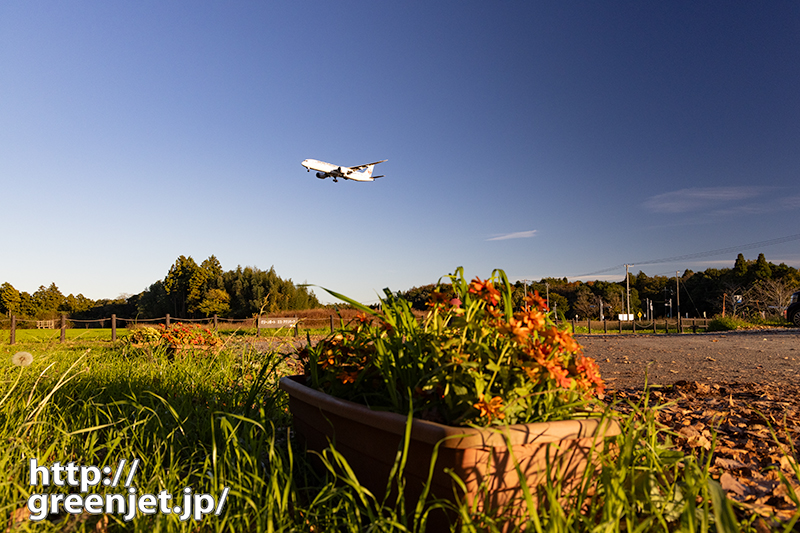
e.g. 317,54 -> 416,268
125,326 -> 162,345
299,268 -> 605,427
158,323 -> 222,348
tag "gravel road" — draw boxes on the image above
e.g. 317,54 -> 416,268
580,328 -> 800,390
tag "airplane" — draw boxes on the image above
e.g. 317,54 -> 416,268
301,158 -> 387,182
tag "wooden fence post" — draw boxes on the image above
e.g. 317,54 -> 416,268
603,319 -> 607,334
330,315 -> 334,333
571,318 -> 576,333
165,314 -> 170,328
111,314 -> 117,342
587,319 -> 591,334
10,315 -> 15,345
60,314 -> 66,343
618,320 -> 622,334
256,315 -> 261,337
632,320 -> 636,334
213,315 -> 218,331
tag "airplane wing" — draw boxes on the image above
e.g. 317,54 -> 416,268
348,160 -> 387,171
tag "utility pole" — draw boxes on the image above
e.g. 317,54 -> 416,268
545,282 -> 550,310
624,264 -> 632,321
676,271 -> 681,332
521,279 -> 532,300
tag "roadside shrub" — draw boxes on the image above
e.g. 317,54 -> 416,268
707,315 -> 751,331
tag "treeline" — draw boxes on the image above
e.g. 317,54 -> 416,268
3,253 -> 798,324
398,254 -> 800,321
0,255 -> 321,321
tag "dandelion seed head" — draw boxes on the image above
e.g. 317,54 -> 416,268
12,351 -> 33,367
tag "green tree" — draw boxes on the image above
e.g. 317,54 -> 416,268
197,288 -> 231,317
62,294 -> 94,315
0,283 -> 21,316
748,253 -> 772,283
187,255 -> 226,316
223,265 -> 320,318
733,253 -> 748,278
137,281 -> 171,318
164,255 -> 201,318
572,286 -> 597,319
397,283 -> 456,310
32,283 -> 64,318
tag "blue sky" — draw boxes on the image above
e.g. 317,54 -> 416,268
2,1 -> 799,305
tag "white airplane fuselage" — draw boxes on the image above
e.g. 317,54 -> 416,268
301,158 -> 386,182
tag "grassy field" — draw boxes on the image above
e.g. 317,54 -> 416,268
1,343 -> 797,532
0,327 -> 332,346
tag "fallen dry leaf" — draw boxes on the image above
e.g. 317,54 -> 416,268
720,472 -> 749,496
5,507 -> 29,533
607,380 -> 800,527
95,514 -> 109,533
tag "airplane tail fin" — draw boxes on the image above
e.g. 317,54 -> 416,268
360,159 -> 387,179
362,164 -> 377,179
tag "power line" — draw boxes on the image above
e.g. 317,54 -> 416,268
573,232 -> 800,278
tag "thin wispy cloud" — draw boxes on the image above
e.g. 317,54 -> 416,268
487,230 -> 538,241
642,187 -> 762,214
779,195 -> 800,210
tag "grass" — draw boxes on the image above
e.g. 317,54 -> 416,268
1,344 -> 798,532
0,329 -> 132,344
0,326 -> 333,346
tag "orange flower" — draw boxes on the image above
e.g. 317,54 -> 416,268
354,313 -> 371,325
542,327 -> 582,354
573,355 -> 605,395
524,339 -> 553,362
542,359 -> 574,389
469,277 -> 501,305
518,308 -> 546,331
473,394 -> 505,423
523,365 -> 542,383
426,290 -> 450,308
319,349 -> 337,369
336,370 -> 359,384
525,290 -> 549,311
497,317 -> 531,344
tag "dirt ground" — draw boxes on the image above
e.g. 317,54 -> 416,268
582,329 -> 800,526
580,329 -> 800,389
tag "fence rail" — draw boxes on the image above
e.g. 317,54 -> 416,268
1,313 -> 345,345
568,317 -> 712,335
2,312 -> 714,345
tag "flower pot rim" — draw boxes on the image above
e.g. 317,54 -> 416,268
279,375 -> 620,449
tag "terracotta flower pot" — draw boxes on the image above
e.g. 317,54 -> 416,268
280,375 -> 620,526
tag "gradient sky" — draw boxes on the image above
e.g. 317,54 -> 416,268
2,1 -> 799,305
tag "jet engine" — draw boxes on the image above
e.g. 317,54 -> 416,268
316,172 -> 327,179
